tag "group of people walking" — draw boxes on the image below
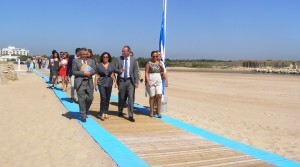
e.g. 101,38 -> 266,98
26,56 -> 48,72
49,45 -> 168,123
48,51 -> 70,91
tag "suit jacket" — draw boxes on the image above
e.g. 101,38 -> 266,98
72,58 -> 96,90
67,55 -> 75,77
115,56 -> 139,86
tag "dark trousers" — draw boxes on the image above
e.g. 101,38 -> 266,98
118,79 -> 135,117
77,80 -> 94,119
124,88 -> 135,103
99,85 -> 112,115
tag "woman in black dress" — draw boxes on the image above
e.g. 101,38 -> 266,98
49,52 -> 60,89
94,52 -> 119,120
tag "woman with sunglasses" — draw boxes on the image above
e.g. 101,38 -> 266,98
94,52 -> 119,120
49,52 -> 60,89
58,52 -> 69,92
145,51 -> 165,118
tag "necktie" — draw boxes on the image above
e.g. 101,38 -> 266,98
124,57 -> 128,80
83,60 -> 88,79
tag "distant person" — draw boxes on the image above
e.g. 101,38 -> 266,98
115,45 -> 139,122
26,58 -> 31,72
57,52 -> 64,83
49,52 -> 60,89
87,49 -> 97,83
145,51 -> 165,118
33,58 -> 36,69
87,49 -> 97,64
67,48 -> 81,103
38,58 -> 42,69
157,51 -> 168,89
59,52 -> 69,92
130,51 -> 143,83
48,50 -> 57,83
29,57 -> 34,72
45,57 -> 49,70
41,57 -> 46,69
60,51 -> 64,60
72,48 -> 96,122
94,52 -> 119,120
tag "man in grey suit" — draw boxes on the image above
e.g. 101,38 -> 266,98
115,45 -> 139,122
72,48 -> 96,122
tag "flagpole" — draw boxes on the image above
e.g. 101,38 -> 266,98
159,0 -> 168,113
163,0 -> 167,62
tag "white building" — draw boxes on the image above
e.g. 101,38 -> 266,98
0,46 -> 29,61
0,46 -> 29,56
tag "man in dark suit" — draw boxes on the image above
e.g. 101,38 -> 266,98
67,48 -> 81,103
72,48 -> 96,122
115,45 -> 139,122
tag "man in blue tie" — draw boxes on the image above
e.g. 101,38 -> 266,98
115,45 -> 139,122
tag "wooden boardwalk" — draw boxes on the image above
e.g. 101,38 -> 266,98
37,69 -> 273,167
89,96 -> 272,167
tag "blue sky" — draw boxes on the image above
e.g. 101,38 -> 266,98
1,0 -> 300,60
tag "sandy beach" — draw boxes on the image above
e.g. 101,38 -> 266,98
0,69 -> 116,167
117,70 -> 300,162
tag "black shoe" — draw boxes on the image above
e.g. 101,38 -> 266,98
81,117 -> 86,122
157,115 -> 162,119
129,117 -> 135,122
118,112 -> 124,117
96,112 -> 101,118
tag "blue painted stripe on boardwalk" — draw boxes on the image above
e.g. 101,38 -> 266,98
33,70 -> 149,167
160,116 -> 300,167
110,95 -> 300,167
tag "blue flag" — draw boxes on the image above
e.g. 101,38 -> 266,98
159,0 -> 167,62
159,0 -> 167,94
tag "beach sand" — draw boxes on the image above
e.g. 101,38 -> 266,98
117,70 -> 300,162
0,70 -> 116,167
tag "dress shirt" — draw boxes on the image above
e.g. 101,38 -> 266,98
121,56 -> 130,78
